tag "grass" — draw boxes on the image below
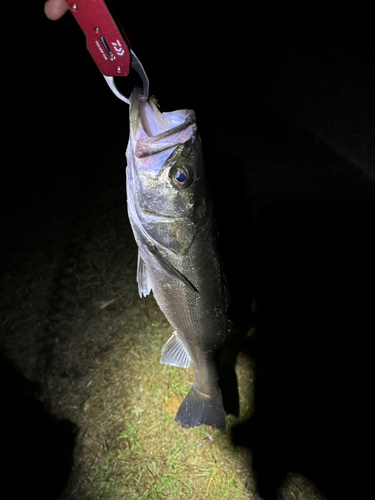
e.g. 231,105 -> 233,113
62,297 -> 258,499
0,157 -> 259,500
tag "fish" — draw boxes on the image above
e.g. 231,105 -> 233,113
125,87 -> 228,431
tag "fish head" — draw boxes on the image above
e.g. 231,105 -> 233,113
126,88 -> 211,255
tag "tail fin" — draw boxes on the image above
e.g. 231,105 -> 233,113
175,383 -> 226,431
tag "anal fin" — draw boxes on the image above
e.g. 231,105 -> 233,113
160,331 -> 191,368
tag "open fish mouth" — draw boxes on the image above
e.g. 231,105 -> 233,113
129,87 -> 197,158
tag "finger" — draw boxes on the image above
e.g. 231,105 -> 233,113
44,0 -> 69,20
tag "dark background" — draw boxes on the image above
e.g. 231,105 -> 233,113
6,2 -> 375,184
3,2 -> 375,499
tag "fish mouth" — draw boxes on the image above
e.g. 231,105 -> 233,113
129,87 -> 196,158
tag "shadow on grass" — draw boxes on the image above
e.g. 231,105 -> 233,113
229,199 -> 374,500
0,353 -> 77,500
210,148 -> 255,421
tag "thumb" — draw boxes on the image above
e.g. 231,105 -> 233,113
44,0 -> 69,20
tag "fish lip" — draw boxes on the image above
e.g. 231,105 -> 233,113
129,87 -> 196,155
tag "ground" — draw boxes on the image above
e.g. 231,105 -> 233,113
2,97 -> 374,499
0,126 -> 257,500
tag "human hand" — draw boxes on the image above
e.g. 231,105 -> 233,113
44,0 -> 69,20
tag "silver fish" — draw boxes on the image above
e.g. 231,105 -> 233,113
126,87 -> 228,431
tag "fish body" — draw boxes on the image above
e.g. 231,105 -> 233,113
126,88 -> 227,431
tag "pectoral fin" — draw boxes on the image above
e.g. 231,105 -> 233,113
137,251 -> 152,298
146,247 -> 198,293
160,331 -> 191,368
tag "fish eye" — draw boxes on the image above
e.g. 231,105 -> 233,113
170,165 -> 194,189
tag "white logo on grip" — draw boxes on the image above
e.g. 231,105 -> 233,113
112,40 -> 124,56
